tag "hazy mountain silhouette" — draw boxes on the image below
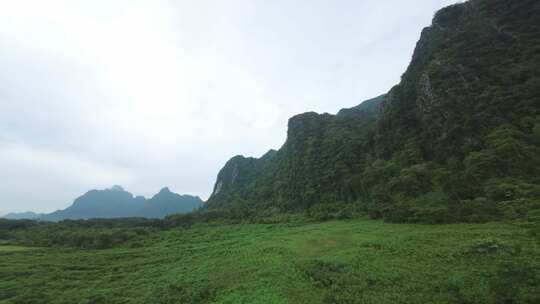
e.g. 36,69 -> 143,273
136,187 -> 202,219
37,186 -> 202,221
2,211 -> 43,220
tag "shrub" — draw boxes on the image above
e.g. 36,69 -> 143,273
299,260 -> 347,288
149,282 -> 216,304
490,253 -> 540,303
408,190 -> 454,223
465,238 -> 514,255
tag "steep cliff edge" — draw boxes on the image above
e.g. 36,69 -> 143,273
206,0 -> 540,223
206,95 -> 384,210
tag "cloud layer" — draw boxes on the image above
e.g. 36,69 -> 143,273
0,0 -> 457,214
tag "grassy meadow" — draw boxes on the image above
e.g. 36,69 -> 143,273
1,219 -> 539,304
0,246 -> 35,253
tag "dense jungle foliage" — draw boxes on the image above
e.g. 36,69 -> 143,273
206,0 -> 540,224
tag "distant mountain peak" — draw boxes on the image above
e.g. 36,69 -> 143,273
159,187 -> 171,194
110,185 -> 125,191
36,186 -> 201,221
2,211 -> 42,220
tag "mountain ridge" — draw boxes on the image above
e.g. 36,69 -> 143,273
206,94 -> 384,210
2,211 -> 43,220
205,0 -> 540,223
4,186 -> 203,221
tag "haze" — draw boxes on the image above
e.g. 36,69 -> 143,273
0,0 -> 458,215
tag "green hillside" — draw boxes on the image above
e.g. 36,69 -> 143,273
206,0 -> 540,223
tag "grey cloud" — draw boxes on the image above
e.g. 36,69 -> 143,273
0,0 -> 458,213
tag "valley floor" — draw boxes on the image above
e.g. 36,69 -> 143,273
1,219 -> 538,304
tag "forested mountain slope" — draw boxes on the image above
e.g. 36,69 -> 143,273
206,0 -> 540,223
207,95 -> 383,211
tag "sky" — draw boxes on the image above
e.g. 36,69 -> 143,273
0,0 -> 458,215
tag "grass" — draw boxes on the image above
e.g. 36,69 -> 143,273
0,245 -> 36,252
1,219 -> 538,303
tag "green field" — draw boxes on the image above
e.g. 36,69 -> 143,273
0,246 -> 35,252
1,219 -> 538,304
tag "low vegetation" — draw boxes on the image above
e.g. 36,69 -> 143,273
1,218 -> 539,303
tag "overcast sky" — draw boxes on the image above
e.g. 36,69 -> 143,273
0,0 -> 458,214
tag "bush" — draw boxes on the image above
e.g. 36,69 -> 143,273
458,197 -> 500,223
149,282 -> 216,304
307,201 -> 363,222
408,190 -> 454,223
465,238 -> 514,255
490,253 -> 540,303
299,260 -> 347,288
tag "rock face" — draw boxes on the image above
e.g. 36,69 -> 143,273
207,151 -> 277,208
377,0 -> 540,160
39,186 -> 202,221
206,0 -> 540,222
206,96 -> 383,210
